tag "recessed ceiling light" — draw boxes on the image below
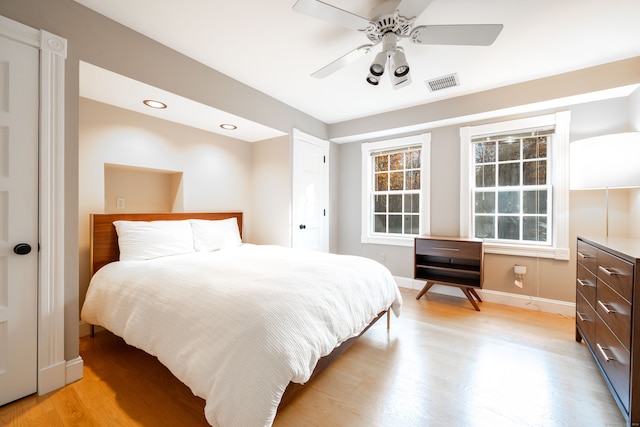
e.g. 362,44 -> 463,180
220,124 -> 237,130
143,99 -> 167,109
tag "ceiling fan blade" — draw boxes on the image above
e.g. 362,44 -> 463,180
411,24 -> 504,46
311,44 -> 374,78
293,0 -> 374,31
397,0 -> 435,19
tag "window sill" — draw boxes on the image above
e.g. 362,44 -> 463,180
483,242 -> 570,260
361,235 -> 415,247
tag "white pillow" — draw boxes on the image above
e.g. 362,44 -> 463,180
113,220 -> 195,261
190,218 -> 242,251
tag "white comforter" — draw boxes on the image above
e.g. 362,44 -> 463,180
81,244 -> 402,427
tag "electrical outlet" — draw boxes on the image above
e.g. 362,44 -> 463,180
116,198 -> 125,209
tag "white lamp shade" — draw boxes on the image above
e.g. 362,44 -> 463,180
570,132 -> 640,190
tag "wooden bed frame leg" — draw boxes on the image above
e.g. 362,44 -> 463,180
90,324 -> 95,338
387,310 -> 390,330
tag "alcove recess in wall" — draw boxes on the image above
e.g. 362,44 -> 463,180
104,163 -> 184,213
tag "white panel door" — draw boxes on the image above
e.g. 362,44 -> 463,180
292,130 -> 329,252
0,33 -> 39,406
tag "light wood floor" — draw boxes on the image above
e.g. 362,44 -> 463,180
0,288 -> 627,426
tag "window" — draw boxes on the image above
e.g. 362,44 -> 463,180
460,113 -> 570,259
361,134 -> 430,246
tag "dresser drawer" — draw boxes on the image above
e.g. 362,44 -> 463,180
415,239 -> 480,259
595,319 -> 631,412
577,264 -> 597,308
576,291 -> 596,345
597,251 -> 633,303
596,280 -> 631,351
577,240 -> 598,274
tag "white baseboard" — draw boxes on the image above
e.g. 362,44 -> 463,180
395,276 -> 575,317
66,356 -> 84,384
38,361 -> 66,395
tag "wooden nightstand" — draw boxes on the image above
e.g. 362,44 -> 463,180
414,236 -> 484,311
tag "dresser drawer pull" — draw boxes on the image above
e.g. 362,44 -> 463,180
576,312 -> 588,322
577,251 -> 593,259
597,300 -> 615,314
577,278 -> 590,287
596,343 -> 615,362
598,266 -> 617,276
432,247 -> 460,252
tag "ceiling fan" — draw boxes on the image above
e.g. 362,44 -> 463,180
292,0 -> 503,89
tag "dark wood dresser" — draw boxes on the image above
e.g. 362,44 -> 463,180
576,236 -> 640,426
414,236 -> 484,311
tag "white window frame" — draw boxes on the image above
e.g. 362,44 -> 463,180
460,112 -> 570,260
361,133 -> 431,247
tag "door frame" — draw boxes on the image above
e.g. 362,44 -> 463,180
0,16 -> 77,395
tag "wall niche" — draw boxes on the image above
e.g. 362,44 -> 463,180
104,163 -> 183,213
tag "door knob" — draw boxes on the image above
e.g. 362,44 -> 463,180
299,224 -> 306,229
14,243 -> 32,255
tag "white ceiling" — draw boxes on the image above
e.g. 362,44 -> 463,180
75,0 -> 640,140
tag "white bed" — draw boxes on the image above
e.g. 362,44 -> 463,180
81,212 -> 402,427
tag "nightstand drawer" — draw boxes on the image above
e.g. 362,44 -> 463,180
577,264 -> 597,308
577,240 -> 598,274
576,291 -> 596,344
597,251 -> 633,303
596,281 -> 631,351
415,239 -> 480,258
595,319 -> 630,412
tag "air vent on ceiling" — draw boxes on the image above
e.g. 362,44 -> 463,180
425,73 -> 459,92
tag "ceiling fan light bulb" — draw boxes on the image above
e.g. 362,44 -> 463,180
391,50 -> 410,77
370,63 -> 384,76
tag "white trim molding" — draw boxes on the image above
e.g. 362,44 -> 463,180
395,276 -> 575,317
0,15 -> 80,396
38,28 -> 76,393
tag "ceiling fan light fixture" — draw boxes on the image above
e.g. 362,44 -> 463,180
366,73 -> 380,85
369,51 -> 387,76
390,49 -> 409,77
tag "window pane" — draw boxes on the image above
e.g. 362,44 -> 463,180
404,194 -> 419,213
376,173 -> 388,191
498,163 -> 520,186
475,216 -> 495,239
523,137 -> 547,160
406,170 -> 420,190
475,164 -> 496,188
475,192 -> 495,214
498,216 -> 520,240
374,195 -> 387,213
389,194 -> 402,212
389,215 -> 402,233
390,153 -> 404,170
524,216 -> 547,241
375,155 -> 388,172
498,140 -> 520,161
523,190 -> 547,214
389,172 -> 404,190
498,191 -> 520,213
406,150 -> 421,169
475,141 -> 495,163
374,215 -> 386,233
523,160 -> 546,185
404,215 -> 419,234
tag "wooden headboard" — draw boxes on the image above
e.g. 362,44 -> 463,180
89,212 -> 243,276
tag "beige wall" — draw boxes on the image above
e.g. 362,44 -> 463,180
250,135 -> 292,246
